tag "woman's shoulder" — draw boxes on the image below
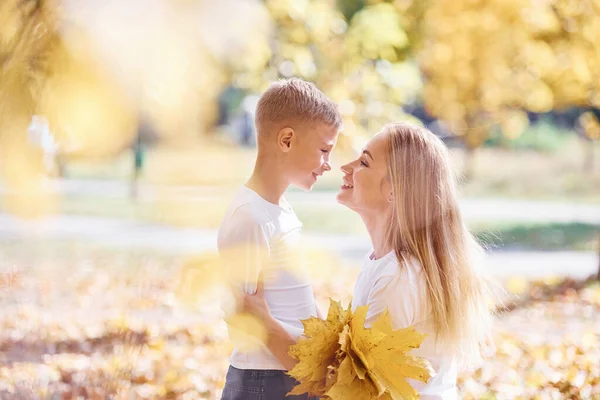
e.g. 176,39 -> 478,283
377,252 -> 424,283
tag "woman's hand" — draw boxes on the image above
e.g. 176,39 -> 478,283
234,275 -> 300,371
237,275 -> 271,323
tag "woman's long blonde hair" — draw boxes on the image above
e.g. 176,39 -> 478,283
383,122 -> 492,365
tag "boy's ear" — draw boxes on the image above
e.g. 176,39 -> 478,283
277,127 -> 295,152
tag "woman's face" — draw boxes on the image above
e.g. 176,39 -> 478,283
336,131 -> 392,215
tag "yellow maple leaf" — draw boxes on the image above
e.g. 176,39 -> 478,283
325,355 -> 381,400
287,299 -> 351,397
290,301 -> 433,400
349,306 -> 433,400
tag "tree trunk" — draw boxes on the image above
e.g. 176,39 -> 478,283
131,133 -> 143,201
464,145 -> 477,181
583,137 -> 595,174
130,170 -> 138,201
597,233 -> 600,281
55,154 -> 65,178
579,107 -> 599,175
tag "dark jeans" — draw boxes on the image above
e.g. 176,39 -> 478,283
220,365 -> 318,400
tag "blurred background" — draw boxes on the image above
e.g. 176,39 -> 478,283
0,0 -> 599,398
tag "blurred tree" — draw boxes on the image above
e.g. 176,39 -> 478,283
419,0 -> 599,176
577,109 -> 600,172
524,0 -> 600,276
1,0 -> 142,212
0,0 -> 62,217
419,0 -> 531,177
229,0 -> 426,152
338,0 -> 366,21
0,0 -> 271,196
525,0 -> 600,173
597,233 -> 600,281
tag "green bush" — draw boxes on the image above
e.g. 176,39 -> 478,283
485,119 -> 574,152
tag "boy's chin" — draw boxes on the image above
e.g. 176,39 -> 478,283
292,179 -> 315,192
295,182 -> 314,192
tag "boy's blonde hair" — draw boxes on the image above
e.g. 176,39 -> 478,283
255,78 -> 342,139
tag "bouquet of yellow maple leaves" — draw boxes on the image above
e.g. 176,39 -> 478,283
287,300 -> 434,400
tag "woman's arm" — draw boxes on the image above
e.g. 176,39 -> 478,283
365,274 -> 417,328
237,278 -> 300,371
262,314 -> 299,371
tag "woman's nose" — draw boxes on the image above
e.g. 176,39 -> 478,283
340,163 -> 352,174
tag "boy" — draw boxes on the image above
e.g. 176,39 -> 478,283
217,78 -> 342,400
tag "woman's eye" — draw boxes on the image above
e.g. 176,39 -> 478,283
360,160 -> 368,167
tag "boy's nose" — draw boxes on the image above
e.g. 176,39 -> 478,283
322,162 -> 331,172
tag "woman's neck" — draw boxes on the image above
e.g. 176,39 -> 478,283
361,211 -> 393,260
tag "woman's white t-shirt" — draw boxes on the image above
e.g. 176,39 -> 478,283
352,250 -> 458,400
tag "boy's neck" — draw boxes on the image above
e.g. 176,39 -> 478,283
246,158 -> 289,206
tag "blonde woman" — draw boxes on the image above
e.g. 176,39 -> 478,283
240,122 -> 493,399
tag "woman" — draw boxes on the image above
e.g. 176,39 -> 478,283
240,122 -> 493,399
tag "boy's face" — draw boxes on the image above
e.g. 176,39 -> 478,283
288,122 -> 339,191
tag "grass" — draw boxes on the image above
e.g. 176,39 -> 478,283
474,222 -> 600,251
484,118 -> 575,152
4,131 -> 598,252
54,194 -> 365,234
452,138 -> 600,202
299,215 -> 600,252
294,204 -> 365,235
4,192 -> 597,252
59,134 -> 600,202
0,236 -> 176,268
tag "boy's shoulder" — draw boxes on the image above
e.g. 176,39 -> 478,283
227,201 -> 272,227
219,186 -> 301,236
220,187 -> 274,228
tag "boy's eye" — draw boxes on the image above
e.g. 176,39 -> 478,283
321,149 -> 329,154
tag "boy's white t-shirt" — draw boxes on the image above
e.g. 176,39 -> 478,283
353,250 -> 458,400
217,186 -> 317,370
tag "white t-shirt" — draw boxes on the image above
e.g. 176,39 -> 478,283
352,250 -> 458,400
217,186 -> 317,370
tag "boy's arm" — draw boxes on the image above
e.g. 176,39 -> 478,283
219,207 -> 270,295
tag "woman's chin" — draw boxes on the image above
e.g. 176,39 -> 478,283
335,190 -> 351,206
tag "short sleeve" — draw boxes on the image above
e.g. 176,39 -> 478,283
364,274 -> 418,329
218,205 -> 270,294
